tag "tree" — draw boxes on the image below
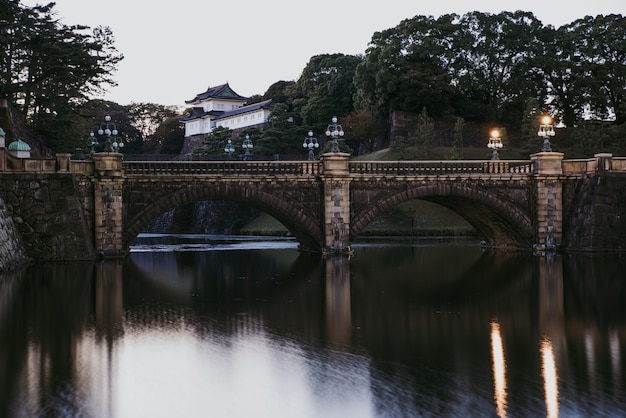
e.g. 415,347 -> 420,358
537,24 -> 584,128
575,15 -> 626,124
341,109 -> 387,154
128,102 -> 180,140
449,116 -> 465,159
354,14 -> 456,118
519,98 -> 545,158
194,126 -> 232,157
297,54 -> 363,129
414,108 -> 436,158
0,1 -> 123,152
151,116 -> 185,154
80,101 -> 142,154
450,11 -> 546,127
256,103 -> 304,158
263,80 -> 298,104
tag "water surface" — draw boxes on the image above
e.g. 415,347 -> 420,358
1,235 -> 625,417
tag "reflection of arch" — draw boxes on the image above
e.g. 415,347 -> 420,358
123,184 -> 323,252
351,183 -> 533,248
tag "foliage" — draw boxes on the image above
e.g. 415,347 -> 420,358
194,126 -> 232,156
127,102 -> 180,140
353,10 -> 626,139
80,101 -> 142,154
414,108 -> 436,156
150,116 -> 185,154
518,98 -> 547,158
449,116 -> 465,159
263,80 -> 299,104
255,103 -> 305,158
570,122 -> 626,157
297,54 -> 363,130
341,109 -> 387,154
354,14 -> 457,118
0,0 -> 123,152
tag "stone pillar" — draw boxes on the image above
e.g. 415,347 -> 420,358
531,152 -> 564,250
93,153 -> 125,258
321,152 -> 352,253
56,153 -> 71,172
595,153 -> 613,171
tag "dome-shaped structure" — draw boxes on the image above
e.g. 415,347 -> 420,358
8,139 -> 31,151
8,139 -> 31,158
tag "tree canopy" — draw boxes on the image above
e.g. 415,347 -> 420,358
354,11 -> 626,129
0,0 -> 123,151
2,3 -> 625,158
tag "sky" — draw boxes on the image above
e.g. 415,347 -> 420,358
22,0 -> 626,107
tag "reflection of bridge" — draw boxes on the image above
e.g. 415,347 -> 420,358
1,149 -> 626,260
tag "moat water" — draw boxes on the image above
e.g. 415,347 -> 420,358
1,235 -> 625,417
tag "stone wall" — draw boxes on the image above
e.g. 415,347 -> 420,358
0,196 -> 28,270
0,173 -> 95,261
563,172 -> 626,250
180,134 -> 204,155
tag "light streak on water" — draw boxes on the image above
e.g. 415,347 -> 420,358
491,321 -> 507,418
541,337 -> 559,418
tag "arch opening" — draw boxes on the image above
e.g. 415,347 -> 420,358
351,185 -> 533,249
122,185 -> 324,253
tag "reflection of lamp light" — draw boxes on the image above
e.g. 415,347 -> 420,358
491,321 -> 508,418
487,129 -> 503,160
537,115 -> 555,152
541,337 -> 559,418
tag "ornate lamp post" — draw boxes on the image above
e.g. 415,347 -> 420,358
302,130 -> 319,161
487,129 -> 503,160
87,131 -> 99,155
241,134 -> 253,160
537,115 -> 555,152
224,138 -> 235,160
91,115 -> 124,153
325,116 -> 344,153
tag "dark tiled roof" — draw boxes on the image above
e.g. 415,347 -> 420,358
213,99 -> 273,121
179,107 -> 223,122
184,83 -> 249,104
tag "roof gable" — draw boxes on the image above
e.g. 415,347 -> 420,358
185,82 -> 249,104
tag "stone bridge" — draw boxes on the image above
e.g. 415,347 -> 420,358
1,149 -> 625,261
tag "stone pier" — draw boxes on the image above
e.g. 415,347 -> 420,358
531,152 -> 564,250
320,153 -> 352,253
93,153 -> 125,258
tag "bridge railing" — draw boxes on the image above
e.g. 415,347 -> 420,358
122,160 -> 324,176
0,149 -> 67,173
561,159 -> 597,174
611,157 -> 626,171
349,160 -> 533,176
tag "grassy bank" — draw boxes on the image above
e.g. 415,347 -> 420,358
239,200 -> 475,238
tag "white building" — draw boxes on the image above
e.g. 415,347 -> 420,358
180,83 -> 273,153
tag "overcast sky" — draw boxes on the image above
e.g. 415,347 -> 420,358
22,0 -> 626,107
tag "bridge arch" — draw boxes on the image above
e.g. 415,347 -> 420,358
351,182 -> 534,249
122,183 -> 324,253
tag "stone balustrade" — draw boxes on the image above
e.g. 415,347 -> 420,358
123,160 -> 324,176
349,160 -> 534,175
3,147 -> 626,178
